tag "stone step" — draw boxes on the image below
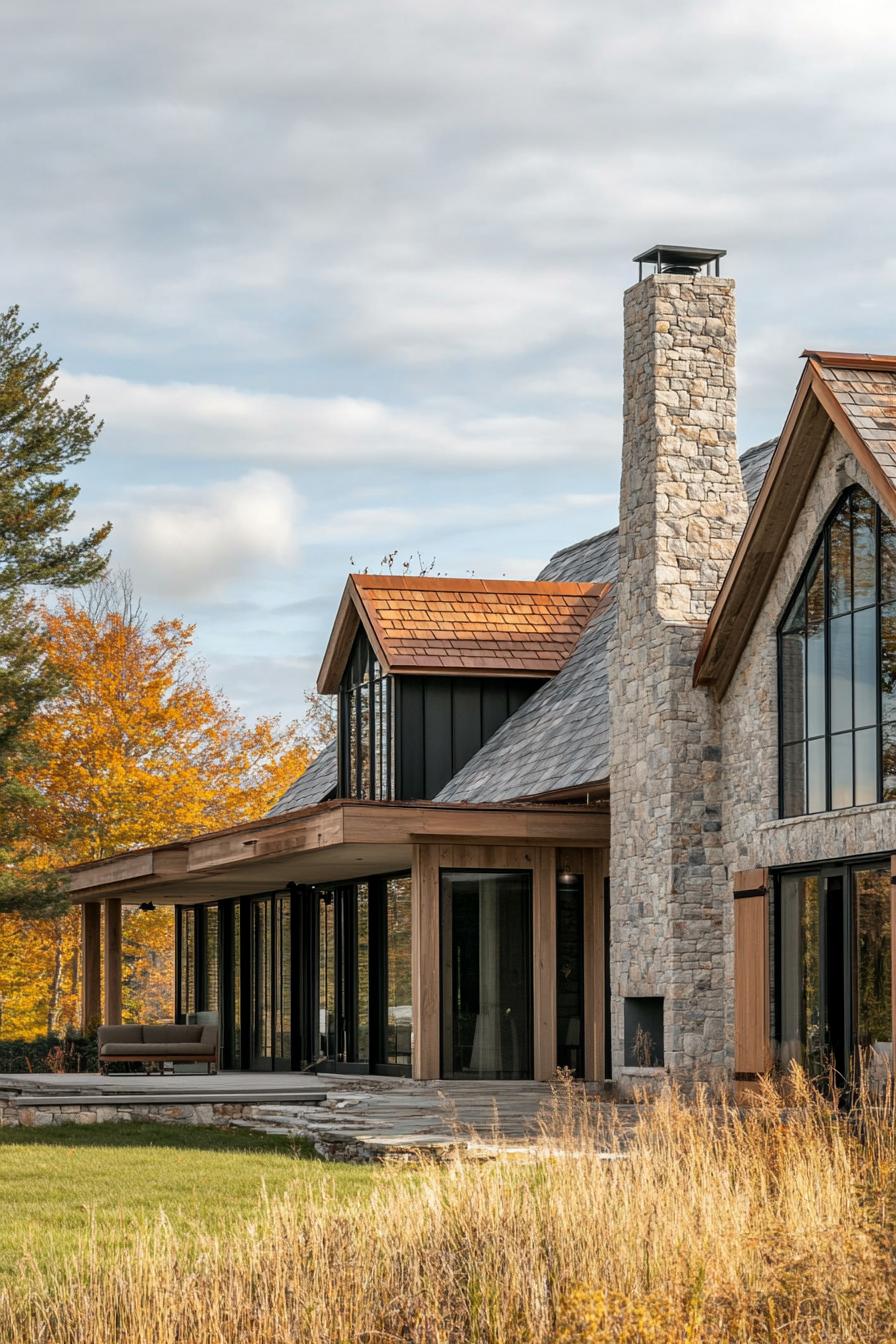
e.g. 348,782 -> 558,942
9,1091 -> 327,1108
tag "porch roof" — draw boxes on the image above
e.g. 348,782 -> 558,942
65,799 -> 609,904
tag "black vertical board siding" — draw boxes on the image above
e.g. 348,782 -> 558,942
423,679 -> 454,798
394,675 -> 545,800
399,679 -> 426,799
452,679 -> 482,774
481,682 -> 510,740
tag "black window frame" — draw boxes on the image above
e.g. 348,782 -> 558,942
338,628 -> 394,800
778,485 -> 896,817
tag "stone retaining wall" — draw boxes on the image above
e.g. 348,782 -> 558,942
0,1097 -> 256,1128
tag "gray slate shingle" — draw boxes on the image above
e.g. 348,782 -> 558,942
435,438 -> 777,803
266,739 -> 338,816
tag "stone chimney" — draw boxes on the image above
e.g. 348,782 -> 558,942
609,247 -> 748,1090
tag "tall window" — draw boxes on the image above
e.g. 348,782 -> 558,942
779,486 -> 896,816
339,630 -> 394,799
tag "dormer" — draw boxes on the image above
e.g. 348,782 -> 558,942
318,575 -> 607,801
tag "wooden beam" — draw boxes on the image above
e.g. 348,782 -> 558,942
583,848 -> 609,1082
80,902 -> 101,1034
532,848 -> 557,1081
104,898 -> 123,1026
411,844 -> 441,1080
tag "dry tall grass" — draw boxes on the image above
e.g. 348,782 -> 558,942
2,1071 -> 894,1343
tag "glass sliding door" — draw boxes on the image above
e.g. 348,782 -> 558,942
274,895 -> 292,1070
251,897 -> 273,1069
385,876 -> 412,1068
176,907 -> 196,1020
440,869 -> 533,1080
203,905 -> 219,1014
316,884 -> 372,1069
356,884 -> 370,1063
220,899 -> 243,1070
853,867 -> 893,1081
318,892 -> 337,1064
776,861 -> 892,1084
556,874 -> 585,1077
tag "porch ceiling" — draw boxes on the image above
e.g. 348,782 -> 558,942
66,799 -> 610,905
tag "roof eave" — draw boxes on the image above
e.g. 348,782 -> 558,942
317,576 -> 392,694
694,363 -> 822,692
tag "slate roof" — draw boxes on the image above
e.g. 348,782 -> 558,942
319,575 -> 608,690
266,740 -> 337,816
435,438 -> 777,803
807,353 -> 896,497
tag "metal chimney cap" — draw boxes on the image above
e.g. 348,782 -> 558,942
633,244 -> 727,280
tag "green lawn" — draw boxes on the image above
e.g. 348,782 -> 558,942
0,1122 -> 379,1279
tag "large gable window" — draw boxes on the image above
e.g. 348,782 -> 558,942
339,629 -> 394,800
779,486 -> 896,816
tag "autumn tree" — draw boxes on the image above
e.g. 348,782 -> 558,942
1,572 -> 310,1035
0,307 -> 110,916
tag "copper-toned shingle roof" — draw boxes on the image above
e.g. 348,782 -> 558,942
318,575 -> 608,692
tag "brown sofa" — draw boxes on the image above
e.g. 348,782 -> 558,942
97,1024 -> 218,1074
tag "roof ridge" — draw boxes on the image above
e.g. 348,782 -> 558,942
350,573 -> 603,593
802,349 -> 896,370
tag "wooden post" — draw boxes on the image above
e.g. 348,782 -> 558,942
532,848 -> 557,1081
411,843 -> 440,1080
81,902 -> 102,1034
104,898 -> 123,1026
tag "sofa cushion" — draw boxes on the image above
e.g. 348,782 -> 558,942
142,1025 -> 203,1044
101,1041 -> 214,1058
97,1026 -> 143,1046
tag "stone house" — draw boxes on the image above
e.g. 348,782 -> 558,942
67,245 -> 895,1091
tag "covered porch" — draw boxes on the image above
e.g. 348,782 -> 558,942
68,799 -> 610,1083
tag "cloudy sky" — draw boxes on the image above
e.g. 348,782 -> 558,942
4,1 -> 896,724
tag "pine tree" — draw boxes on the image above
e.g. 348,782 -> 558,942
0,306 -> 110,915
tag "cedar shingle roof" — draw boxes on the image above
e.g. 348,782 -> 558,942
317,575 -> 608,692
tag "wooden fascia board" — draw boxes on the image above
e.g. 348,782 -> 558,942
804,360 -> 896,520
66,846 -> 188,894
694,365 -> 821,692
317,577 -> 392,693
396,806 -> 609,846
188,807 -> 345,871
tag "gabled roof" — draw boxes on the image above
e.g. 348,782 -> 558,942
695,352 -> 896,693
266,739 -> 337,816
436,438 -> 777,803
317,574 -> 608,693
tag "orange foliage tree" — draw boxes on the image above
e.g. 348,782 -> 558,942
0,575 -> 310,1038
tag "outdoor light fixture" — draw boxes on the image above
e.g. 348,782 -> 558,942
558,866 -> 578,886
138,902 -> 156,912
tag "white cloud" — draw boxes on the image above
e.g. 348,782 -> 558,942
112,470 -> 302,600
57,370 -> 617,469
304,491 -> 617,545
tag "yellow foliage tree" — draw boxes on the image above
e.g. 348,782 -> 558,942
0,576 -> 310,1038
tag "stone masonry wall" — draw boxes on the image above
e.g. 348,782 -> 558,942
610,273 -> 748,1092
719,426 -> 896,1066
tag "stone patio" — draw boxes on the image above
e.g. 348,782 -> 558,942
0,1071 -> 628,1161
